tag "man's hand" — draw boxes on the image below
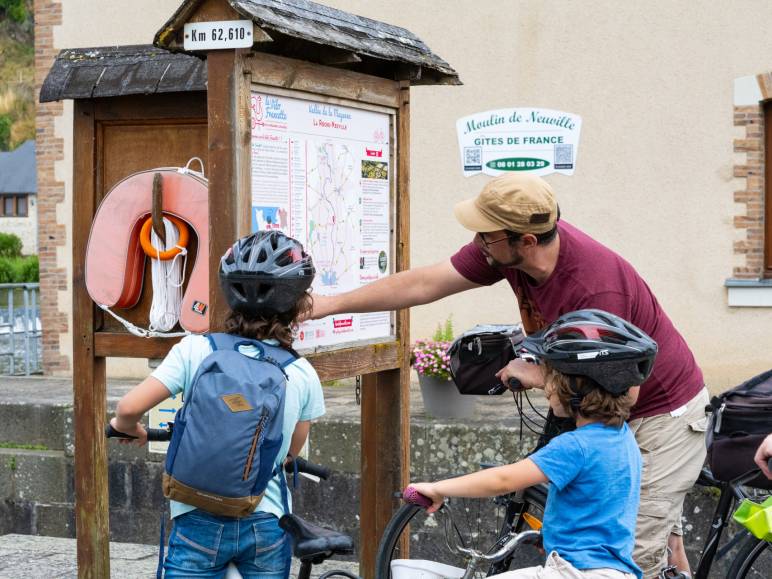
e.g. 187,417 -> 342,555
753,433 -> 772,479
408,482 -> 445,514
109,417 -> 148,446
306,294 -> 336,321
495,358 -> 546,390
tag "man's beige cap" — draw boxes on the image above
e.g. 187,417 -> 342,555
453,174 -> 558,234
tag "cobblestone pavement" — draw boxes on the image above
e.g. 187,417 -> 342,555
0,534 -> 359,578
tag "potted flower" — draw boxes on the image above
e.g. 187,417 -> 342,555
411,317 -> 476,419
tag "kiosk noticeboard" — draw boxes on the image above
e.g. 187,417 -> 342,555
53,0 -> 459,576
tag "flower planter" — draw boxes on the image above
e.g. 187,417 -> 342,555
418,374 -> 476,419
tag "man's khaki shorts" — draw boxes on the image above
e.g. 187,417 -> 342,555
490,551 -> 636,579
628,388 -> 709,578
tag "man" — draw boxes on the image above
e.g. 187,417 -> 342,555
311,174 -> 707,578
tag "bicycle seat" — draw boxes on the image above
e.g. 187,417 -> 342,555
279,514 -> 354,562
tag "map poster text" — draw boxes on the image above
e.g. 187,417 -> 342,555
250,91 -> 393,350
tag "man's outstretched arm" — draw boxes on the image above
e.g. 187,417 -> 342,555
310,259 -> 480,319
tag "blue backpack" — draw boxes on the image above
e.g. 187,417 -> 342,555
162,333 -> 297,517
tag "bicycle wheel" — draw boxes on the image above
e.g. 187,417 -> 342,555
375,486 -> 547,579
726,534 -> 771,578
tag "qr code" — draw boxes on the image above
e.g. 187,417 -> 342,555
554,144 -> 573,169
464,147 -> 482,170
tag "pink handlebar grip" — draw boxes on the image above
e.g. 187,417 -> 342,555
402,485 -> 433,508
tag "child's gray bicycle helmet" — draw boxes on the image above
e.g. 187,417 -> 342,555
521,309 -> 658,395
219,231 -> 315,317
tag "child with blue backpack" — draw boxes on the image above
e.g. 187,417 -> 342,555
110,231 -> 324,578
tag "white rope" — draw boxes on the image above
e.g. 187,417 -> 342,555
99,304 -> 188,339
149,217 -> 187,333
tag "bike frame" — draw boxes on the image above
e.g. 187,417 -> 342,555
692,469 -> 758,579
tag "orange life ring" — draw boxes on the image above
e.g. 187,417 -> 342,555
139,214 -> 189,260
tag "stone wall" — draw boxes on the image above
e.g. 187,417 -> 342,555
0,391 -> 755,574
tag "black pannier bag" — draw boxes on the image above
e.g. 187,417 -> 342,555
448,324 -> 524,395
707,368 -> 772,490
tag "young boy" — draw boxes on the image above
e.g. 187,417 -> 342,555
110,231 -> 324,578
410,309 -> 657,579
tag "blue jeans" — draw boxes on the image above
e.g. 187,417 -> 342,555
164,510 -> 291,578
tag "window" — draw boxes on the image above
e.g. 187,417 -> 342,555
0,195 -> 30,217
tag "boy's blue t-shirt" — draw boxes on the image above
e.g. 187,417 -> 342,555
530,422 -> 642,578
152,334 -> 325,520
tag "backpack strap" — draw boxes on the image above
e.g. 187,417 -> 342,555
260,341 -> 298,369
273,463 -> 291,515
206,333 -> 298,368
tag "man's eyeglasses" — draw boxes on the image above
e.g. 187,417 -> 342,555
478,233 -> 512,249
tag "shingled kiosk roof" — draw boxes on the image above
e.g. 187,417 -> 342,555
39,45 -> 206,103
155,0 -> 460,85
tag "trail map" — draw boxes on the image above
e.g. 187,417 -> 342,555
251,91 -> 392,349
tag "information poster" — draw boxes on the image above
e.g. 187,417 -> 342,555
250,91 -> 393,349
456,108 -> 582,177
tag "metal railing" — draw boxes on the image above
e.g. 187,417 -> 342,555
0,283 -> 41,375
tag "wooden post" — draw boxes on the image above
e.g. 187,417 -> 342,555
72,100 -> 111,578
360,81 -> 411,578
206,49 -> 240,329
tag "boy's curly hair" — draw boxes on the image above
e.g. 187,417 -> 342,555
224,292 -> 313,349
544,363 -> 636,427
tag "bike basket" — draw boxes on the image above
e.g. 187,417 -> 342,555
707,368 -> 772,489
732,496 -> 772,541
448,324 -> 524,395
390,559 -> 465,579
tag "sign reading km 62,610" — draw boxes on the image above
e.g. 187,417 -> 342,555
456,108 -> 582,177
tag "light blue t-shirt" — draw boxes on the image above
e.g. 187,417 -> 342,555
152,334 -> 325,520
530,422 -> 642,578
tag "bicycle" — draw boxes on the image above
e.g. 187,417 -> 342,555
106,423 -> 358,579
373,405 -> 772,578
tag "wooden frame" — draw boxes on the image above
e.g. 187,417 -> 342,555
218,51 -> 411,578
72,45 -> 410,579
72,91 -> 209,577
764,101 -> 772,276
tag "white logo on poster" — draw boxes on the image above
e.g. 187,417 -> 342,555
456,108 -> 582,177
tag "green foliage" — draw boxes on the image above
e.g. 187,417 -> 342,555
0,441 -> 48,450
0,232 -> 22,257
432,315 -> 454,342
0,0 -> 29,23
0,255 -> 38,283
0,0 -> 33,149
0,114 -> 10,150
17,254 -> 37,281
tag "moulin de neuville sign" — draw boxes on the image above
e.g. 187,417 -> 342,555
456,108 -> 582,177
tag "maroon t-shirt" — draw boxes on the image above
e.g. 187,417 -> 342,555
450,221 -> 703,419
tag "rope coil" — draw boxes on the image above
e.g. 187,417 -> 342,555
148,217 -> 187,332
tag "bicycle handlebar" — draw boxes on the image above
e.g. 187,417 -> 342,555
106,423 -> 332,480
488,377 -> 524,396
285,456 -> 331,480
402,485 -> 433,508
105,422 -> 173,441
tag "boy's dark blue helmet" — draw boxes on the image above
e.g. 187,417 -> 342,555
521,309 -> 658,395
219,231 -> 315,317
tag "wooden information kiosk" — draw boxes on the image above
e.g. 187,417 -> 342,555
41,0 -> 458,577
